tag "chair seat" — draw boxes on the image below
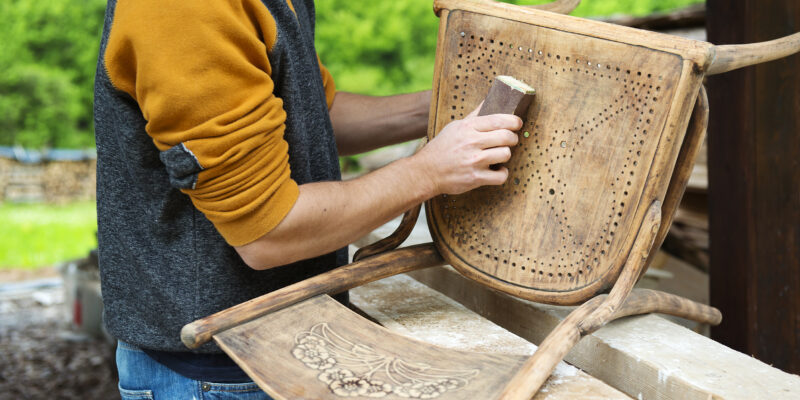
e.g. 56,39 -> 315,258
215,295 -> 530,399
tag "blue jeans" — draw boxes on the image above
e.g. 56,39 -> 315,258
116,341 -> 272,400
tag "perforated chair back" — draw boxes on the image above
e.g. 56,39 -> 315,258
427,0 -> 714,304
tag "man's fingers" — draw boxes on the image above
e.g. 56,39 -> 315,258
477,166 -> 510,186
470,113 -> 523,132
474,129 -> 518,148
479,146 -> 513,166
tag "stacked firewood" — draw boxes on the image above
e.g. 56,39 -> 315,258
42,160 -> 96,203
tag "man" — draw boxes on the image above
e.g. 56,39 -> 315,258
94,0 -> 520,398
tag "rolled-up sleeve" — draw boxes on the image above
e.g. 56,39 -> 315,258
103,0 -> 322,246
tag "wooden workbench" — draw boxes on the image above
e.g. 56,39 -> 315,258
350,212 -> 800,399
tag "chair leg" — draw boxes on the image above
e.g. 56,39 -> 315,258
610,288 -> 721,327
497,200 -> 721,399
497,295 -> 607,400
498,289 -> 720,400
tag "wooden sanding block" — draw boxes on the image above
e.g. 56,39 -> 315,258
478,75 -> 535,119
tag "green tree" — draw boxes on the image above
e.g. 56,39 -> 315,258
0,0 -> 703,148
315,0 -> 702,96
0,0 -> 106,148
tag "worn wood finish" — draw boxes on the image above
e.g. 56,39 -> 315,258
498,200 -> 719,399
353,205 -> 422,262
216,295 -> 531,400
354,274 -> 633,399
499,288 -> 722,400
354,76 -> 533,263
427,2 -> 708,304
498,200 -> 664,400
707,32 -> 800,75
644,86 -> 708,279
181,244 -> 443,349
353,77 -> 534,264
707,0 -> 800,374
432,0 -> 715,66
181,1 -> 800,397
407,266 -> 800,400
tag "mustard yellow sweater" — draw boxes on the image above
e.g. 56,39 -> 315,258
104,0 -> 336,245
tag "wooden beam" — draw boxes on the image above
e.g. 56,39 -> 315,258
406,265 -> 800,400
356,222 -> 800,398
349,274 -> 632,400
706,0 -> 800,373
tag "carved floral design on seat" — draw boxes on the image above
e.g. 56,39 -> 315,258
292,323 -> 480,398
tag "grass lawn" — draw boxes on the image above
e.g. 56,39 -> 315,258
0,202 -> 97,269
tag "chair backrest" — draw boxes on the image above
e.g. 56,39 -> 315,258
425,0 -> 715,305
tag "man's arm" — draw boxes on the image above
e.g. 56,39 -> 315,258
235,108 -> 521,269
329,91 -> 431,155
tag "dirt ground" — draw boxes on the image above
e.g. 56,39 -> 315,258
0,269 -> 119,400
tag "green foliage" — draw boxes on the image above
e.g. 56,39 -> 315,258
316,0 -> 704,96
0,202 -> 97,269
0,0 -> 703,148
316,0 -> 442,96
0,0 -> 106,148
567,0 -> 704,18
0,65 -> 83,148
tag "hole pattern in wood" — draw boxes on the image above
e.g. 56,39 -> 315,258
428,11 -> 681,294
291,323 -> 480,398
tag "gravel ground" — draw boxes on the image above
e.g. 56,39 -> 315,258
0,279 -> 119,400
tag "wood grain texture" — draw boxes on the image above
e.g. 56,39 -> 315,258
353,205 -> 422,262
181,244 -> 443,349
407,266 -> 800,400
183,2 -> 800,398
645,86 -> 708,280
707,32 -> 800,75
349,274 -> 632,399
497,200 -> 668,400
497,201 -> 719,399
426,3 -> 706,304
216,295 -> 530,400
432,0 -> 715,67
707,0 -> 800,374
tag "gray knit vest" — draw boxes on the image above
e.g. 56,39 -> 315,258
93,0 -> 346,353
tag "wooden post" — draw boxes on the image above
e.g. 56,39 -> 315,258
706,0 -> 800,373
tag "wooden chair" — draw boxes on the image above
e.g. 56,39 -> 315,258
181,1 -> 800,398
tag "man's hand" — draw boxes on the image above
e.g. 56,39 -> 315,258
236,103 -> 522,270
414,106 -> 521,195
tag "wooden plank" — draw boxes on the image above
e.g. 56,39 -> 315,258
405,265 -> 800,400
706,0 -> 800,374
350,274 -> 632,399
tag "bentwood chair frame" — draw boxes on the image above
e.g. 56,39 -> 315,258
181,1 -> 800,398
